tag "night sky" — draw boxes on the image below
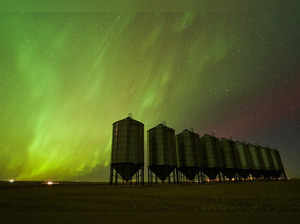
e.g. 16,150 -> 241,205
0,2 -> 299,180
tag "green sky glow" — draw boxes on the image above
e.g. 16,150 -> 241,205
0,7 -> 299,180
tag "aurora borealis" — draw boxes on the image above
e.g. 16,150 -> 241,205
0,2 -> 300,180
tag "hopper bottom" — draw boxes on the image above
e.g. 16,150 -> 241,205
238,169 -> 251,178
178,167 -> 199,180
263,170 -> 274,178
250,170 -> 264,178
263,170 -> 282,179
271,171 -> 282,178
203,168 -> 220,179
222,168 -> 237,179
111,163 -> 143,181
149,165 -> 175,181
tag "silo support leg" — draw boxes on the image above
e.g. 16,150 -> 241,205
172,170 -> 175,184
218,172 -> 222,182
218,172 -> 222,183
115,171 -> 118,185
135,172 -> 138,185
141,168 -> 144,185
282,170 -> 288,180
110,167 -> 113,185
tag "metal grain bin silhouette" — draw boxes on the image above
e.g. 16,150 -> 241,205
260,146 -> 275,178
176,129 -> 200,181
270,148 -> 281,178
244,143 -> 255,172
234,141 -> 251,178
248,144 -> 264,178
195,135 -> 206,172
273,150 -> 287,179
110,116 -> 144,184
219,138 -> 237,179
266,147 -> 276,177
148,123 -> 177,182
256,145 -> 267,176
200,134 -> 224,179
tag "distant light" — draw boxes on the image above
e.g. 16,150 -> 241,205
231,178 -> 235,181
44,181 -> 60,185
9,179 -> 15,183
47,181 -> 53,185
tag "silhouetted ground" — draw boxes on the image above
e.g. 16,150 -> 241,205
1,180 -> 299,223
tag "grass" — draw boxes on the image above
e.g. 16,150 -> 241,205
1,180 -> 300,223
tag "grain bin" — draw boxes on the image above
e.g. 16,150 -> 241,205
247,144 -> 264,178
259,146 -> 275,179
273,149 -> 288,179
147,123 -> 177,183
234,141 -> 251,178
256,145 -> 267,177
176,129 -> 200,181
219,138 -> 237,179
200,134 -> 224,180
270,148 -> 281,178
110,116 -> 144,184
265,147 -> 276,178
244,143 -> 254,173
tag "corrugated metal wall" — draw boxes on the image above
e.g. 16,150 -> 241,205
111,117 -> 144,165
148,124 -> 177,167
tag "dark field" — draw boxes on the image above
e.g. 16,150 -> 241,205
1,180 -> 300,223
